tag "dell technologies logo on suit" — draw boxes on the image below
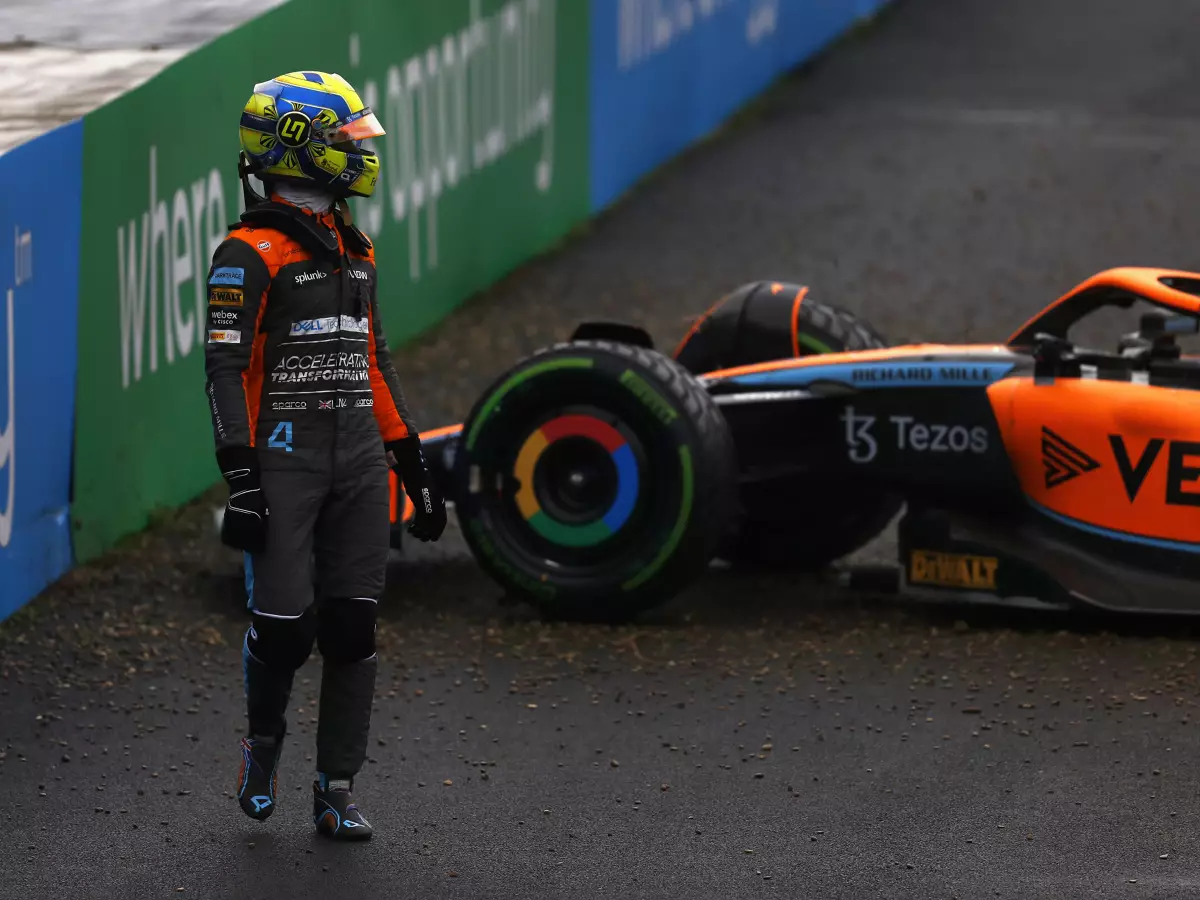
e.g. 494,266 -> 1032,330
1,227 -> 32,548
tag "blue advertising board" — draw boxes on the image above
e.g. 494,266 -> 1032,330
0,121 -> 84,621
589,0 -> 887,212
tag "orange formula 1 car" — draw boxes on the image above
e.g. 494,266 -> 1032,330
389,268 -> 1200,622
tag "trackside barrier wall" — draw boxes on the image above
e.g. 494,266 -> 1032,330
1,0 -> 897,618
588,0 -> 893,212
71,0 -> 591,562
0,121 -> 84,619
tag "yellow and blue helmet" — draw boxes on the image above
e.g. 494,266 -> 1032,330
239,71 -> 385,199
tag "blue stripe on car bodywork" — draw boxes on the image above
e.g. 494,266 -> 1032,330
1029,498 -> 1200,554
722,360 -> 1016,389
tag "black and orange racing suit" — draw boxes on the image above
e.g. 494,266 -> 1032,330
204,199 -> 414,778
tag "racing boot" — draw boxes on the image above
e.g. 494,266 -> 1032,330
236,731 -> 284,820
313,776 -> 374,840
237,622 -> 305,821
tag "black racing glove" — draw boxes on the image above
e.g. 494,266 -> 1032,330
386,436 -> 446,542
216,446 -> 269,553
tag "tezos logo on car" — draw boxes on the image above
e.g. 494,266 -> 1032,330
841,406 -> 988,464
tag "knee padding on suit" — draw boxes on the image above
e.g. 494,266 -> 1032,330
246,608 -> 317,671
317,598 -> 378,664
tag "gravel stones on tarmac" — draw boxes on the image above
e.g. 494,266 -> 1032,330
7,0 -> 1200,896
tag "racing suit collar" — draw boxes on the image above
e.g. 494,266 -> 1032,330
270,190 -> 337,224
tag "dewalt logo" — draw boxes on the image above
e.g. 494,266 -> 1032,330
909,550 -> 998,590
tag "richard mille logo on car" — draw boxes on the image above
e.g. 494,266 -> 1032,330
841,406 -> 989,463
851,365 -> 1003,385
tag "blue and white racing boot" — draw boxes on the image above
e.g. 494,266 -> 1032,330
313,776 -> 373,840
236,735 -> 283,821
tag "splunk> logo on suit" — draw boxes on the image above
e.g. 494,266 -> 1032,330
0,227 -> 31,548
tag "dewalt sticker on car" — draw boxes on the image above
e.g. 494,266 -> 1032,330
909,549 -> 998,590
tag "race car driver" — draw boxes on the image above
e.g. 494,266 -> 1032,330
204,71 -> 446,841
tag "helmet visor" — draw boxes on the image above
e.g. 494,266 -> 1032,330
321,109 -> 386,145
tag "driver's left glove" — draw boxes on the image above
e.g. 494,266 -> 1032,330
385,436 -> 447,542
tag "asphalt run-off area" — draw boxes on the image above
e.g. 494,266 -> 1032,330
7,0 -> 1200,897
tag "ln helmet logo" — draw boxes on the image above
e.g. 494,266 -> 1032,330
276,110 -> 313,149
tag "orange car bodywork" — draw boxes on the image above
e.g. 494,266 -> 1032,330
697,267 -> 1200,554
989,377 -> 1200,548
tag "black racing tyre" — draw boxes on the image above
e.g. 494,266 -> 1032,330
675,280 -> 900,569
455,340 -> 737,622
673,280 -> 888,375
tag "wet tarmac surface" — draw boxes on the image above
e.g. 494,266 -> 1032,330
7,0 -> 1200,896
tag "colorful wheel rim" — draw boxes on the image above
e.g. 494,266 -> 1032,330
513,414 -> 640,547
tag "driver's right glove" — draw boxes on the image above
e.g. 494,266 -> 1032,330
216,446 -> 269,553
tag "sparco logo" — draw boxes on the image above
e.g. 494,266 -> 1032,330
271,401 -> 307,411
294,271 -> 328,286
